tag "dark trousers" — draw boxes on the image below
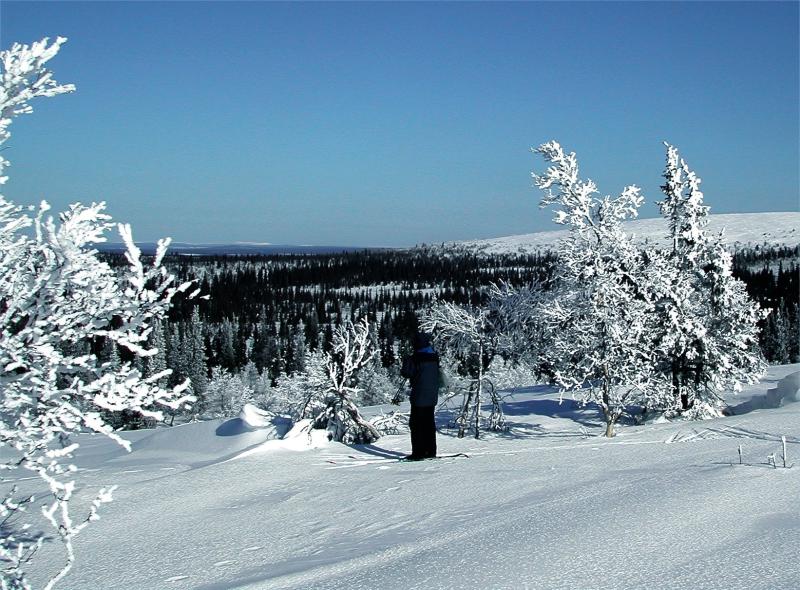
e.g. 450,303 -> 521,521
409,405 -> 437,458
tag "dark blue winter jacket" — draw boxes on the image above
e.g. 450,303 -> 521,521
401,351 -> 441,407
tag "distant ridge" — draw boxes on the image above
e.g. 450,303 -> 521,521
456,212 -> 800,255
94,243 -> 387,256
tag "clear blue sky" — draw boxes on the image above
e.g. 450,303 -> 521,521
1,1 -> 798,247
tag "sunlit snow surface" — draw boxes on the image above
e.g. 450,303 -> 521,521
17,365 -> 800,590
458,212 -> 800,254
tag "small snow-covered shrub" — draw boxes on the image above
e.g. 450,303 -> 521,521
420,298 -> 512,438
271,349 -> 328,419
203,367 -> 255,418
369,411 -> 409,436
314,318 -> 381,444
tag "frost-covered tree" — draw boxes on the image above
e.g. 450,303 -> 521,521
652,144 -> 766,415
288,321 -> 307,375
764,302 -> 792,365
532,141 -> 668,437
269,349 -> 328,419
237,360 -> 271,408
204,367 -> 254,418
141,320 -> 175,425
420,300 -> 506,438
141,320 -> 168,387
0,38 -> 195,589
485,281 -> 550,378
313,318 -> 381,443
216,319 -> 237,371
185,307 -> 208,403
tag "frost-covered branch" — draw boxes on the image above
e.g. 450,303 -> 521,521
420,299 -> 510,438
314,318 -> 380,443
0,37 -> 196,589
0,37 -> 75,186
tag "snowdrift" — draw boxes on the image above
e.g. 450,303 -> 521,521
730,370 -> 800,414
113,405 -> 292,468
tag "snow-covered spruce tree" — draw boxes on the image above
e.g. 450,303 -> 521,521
239,360 -> 273,409
313,318 -> 381,443
0,38 -> 195,589
185,307 -> 208,402
653,144 -> 766,416
420,300 -> 506,438
764,301 -> 792,365
532,141 -> 668,437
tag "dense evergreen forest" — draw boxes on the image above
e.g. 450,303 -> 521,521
163,248 -> 555,378
101,244 -> 798,412
733,245 -> 800,363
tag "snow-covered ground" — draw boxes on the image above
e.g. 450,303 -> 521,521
458,212 -> 800,254
17,365 -> 800,590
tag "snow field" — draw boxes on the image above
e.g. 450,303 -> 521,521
19,365 -> 800,590
458,212 -> 800,255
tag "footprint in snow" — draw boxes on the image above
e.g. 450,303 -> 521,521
165,575 -> 189,582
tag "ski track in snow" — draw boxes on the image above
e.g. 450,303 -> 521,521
666,425 -> 800,445
18,365 -> 800,590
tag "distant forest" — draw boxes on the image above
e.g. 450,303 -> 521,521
101,244 -> 799,394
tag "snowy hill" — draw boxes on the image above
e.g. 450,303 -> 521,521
15,365 -> 800,590
457,212 -> 800,255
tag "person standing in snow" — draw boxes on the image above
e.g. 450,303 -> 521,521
400,332 -> 442,460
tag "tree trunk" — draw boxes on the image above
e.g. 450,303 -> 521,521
474,342 -> 484,439
324,394 -> 380,444
602,382 -> 616,437
488,380 -> 505,430
457,385 -> 473,439
672,358 -> 681,409
348,401 -> 381,442
673,357 -> 693,411
604,417 -> 616,438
